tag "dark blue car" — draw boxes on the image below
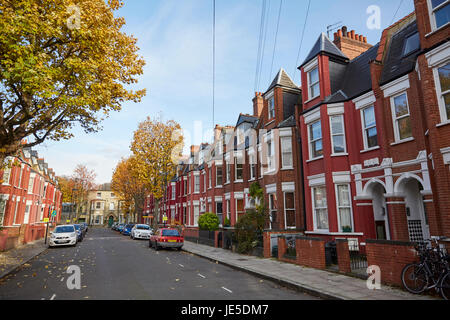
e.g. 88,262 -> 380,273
122,224 -> 135,236
117,224 -> 125,233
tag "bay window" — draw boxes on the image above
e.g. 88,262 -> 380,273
284,192 -> 295,229
336,184 -> 353,233
281,136 -> 293,168
312,186 -> 328,230
361,106 -> 378,149
435,62 -> 450,121
308,67 -> 320,99
391,92 -> 412,141
429,0 -> 449,30
309,120 -> 323,159
330,115 -> 346,154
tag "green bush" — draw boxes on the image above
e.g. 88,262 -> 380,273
223,217 -> 231,227
198,212 -> 220,231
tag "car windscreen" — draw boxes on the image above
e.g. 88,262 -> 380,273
137,225 -> 150,230
55,226 -> 75,233
126,224 -> 134,228
162,229 -> 180,237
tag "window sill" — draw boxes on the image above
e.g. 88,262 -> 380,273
360,146 -> 380,154
390,137 -> 414,146
215,185 -> 223,189
436,120 -> 450,128
265,119 -> 275,127
306,156 -> 324,163
234,180 -> 243,183
248,178 -> 256,182
331,153 -> 348,157
425,22 -> 450,38
281,167 -> 294,171
265,169 -> 277,175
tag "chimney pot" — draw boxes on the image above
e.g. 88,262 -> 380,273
363,36 -> 367,43
333,32 -> 338,41
337,29 -> 342,38
342,26 -> 347,37
350,30 -> 355,39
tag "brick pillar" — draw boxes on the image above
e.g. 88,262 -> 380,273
278,236 -> 286,260
214,231 -> 219,248
422,194 -> 440,236
336,239 -> 351,273
263,232 -> 271,258
386,197 -> 409,241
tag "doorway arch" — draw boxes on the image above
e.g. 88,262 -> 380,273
365,180 -> 390,240
395,175 -> 429,241
108,215 -> 114,227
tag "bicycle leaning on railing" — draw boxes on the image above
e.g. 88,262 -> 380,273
401,237 -> 450,300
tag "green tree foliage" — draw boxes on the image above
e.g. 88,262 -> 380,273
234,182 -> 269,254
198,212 -> 220,231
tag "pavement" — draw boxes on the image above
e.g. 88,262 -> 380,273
0,239 -> 48,280
182,241 -> 439,300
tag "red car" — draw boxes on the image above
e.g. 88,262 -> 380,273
149,228 -> 184,251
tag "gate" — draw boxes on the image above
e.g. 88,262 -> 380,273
349,241 -> 368,274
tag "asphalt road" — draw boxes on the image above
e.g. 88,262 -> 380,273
0,228 -> 318,300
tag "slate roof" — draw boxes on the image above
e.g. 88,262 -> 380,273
380,21 -> 420,86
265,68 -> 299,93
300,33 -> 349,68
277,115 -> 296,128
236,113 -> 258,127
326,43 -> 380,104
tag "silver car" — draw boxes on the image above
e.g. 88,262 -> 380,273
49,225 -> 77,247
130,224 -> 152,240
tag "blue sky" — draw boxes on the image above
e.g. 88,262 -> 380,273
36,0 -> 415,184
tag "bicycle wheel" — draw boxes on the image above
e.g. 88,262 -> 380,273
439,272 -> 450,300
401,263 -> 428,294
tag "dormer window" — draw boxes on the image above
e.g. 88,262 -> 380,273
268,97 -> 275,119
429,0 -> 449,30
308,67 -> 320,100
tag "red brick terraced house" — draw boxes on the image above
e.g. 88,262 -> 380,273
0,146 -> 62,251
297,0 -> 449,250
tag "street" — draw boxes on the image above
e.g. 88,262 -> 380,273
0,228 -> 318,300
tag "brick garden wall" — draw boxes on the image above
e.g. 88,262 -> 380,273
366,239 -> 419,287
295,236 -> 326,270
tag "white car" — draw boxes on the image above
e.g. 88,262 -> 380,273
130,224 -> 152,240
49,225 -> 77,247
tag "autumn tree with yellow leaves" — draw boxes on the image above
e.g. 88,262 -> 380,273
0,0 -> 146,164
111,156 -> 147,223
130,117 -> 184,224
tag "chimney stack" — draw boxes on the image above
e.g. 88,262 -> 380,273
333,25 -> 372,60
252,91 -> 264,118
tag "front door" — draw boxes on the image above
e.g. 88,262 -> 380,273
108,216 -> 114,227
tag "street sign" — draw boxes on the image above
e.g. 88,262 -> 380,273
43,218 -> 49,223
143,216 -> 148,218
163,216 -> 168,222
66,220 -> 70,223
51,210 -> 57,217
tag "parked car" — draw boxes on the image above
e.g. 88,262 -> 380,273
122,224 -> 135,236
79,223 -> 87,236
74,224 -> 84,242
111,222 -> 118,230
49,225 -> 77,248
82,222 -> 88,232
149,228 -> 183,251
117,224 -> 125,233
130,224 -> 152,240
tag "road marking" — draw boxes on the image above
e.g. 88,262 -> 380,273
197,273 -> 206,279
61,277 -> 64,282
221,287 -> 232,293
179,264 -> 184,268
50,294 -> 56,300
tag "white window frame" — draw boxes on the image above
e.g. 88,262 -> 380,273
234,157 -> 243,182
390,92 -> 412,142
235,198 -> 245,223
280,136 -> 293,169
268,193 -> 276,230
24,204 -> 31,224
283,192 -> 296,229
249,153 -> 256,180
194,175 -> 200,194
432,61 -> 450,123
208,169 -> 212,188
427,0 -> 450,32
225,163 -> 231,184
312,186 -> 329,232
308,120 -> 323,160
268,97 -> 275,119
216,165 -> 223,187
335,184 -> 354,233
360,105 -> 378,150
193,204 -> 200,226
308,66 -> 320,100
329,114 -> 347,155
13,200 -> 20,225
2,166 -> 11,185
17,166 -> 23,189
